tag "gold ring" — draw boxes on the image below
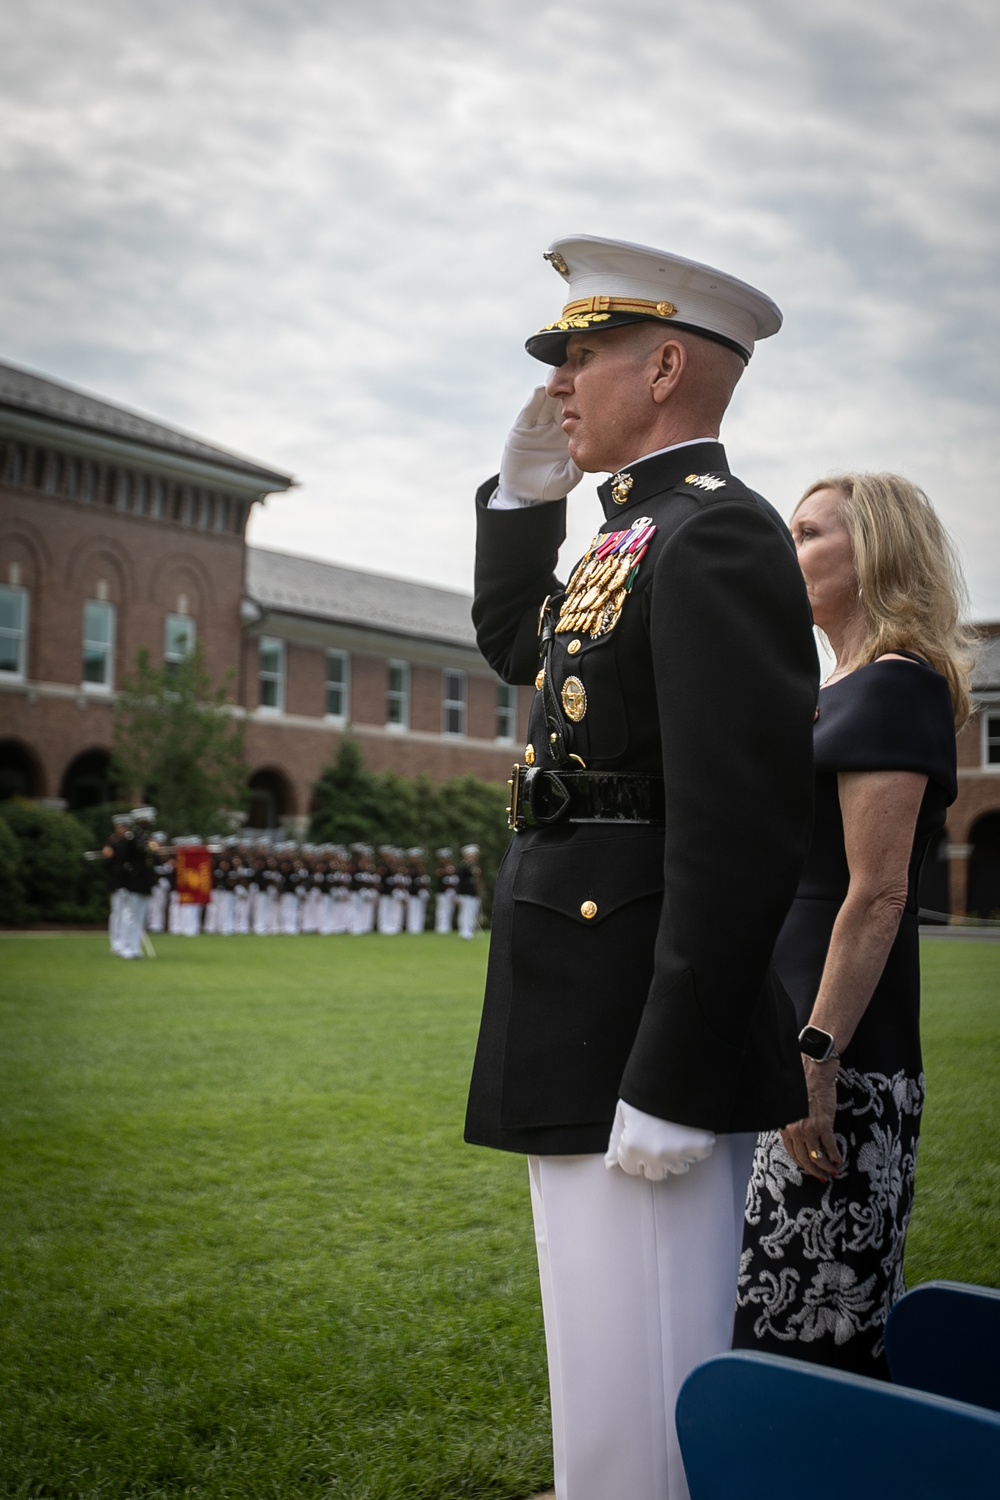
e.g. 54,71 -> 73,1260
809,1149 -> 823,1160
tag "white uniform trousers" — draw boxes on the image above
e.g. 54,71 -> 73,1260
456,893 -> 480,940
528,1134 -> 755,1500
434,889 -> 456,934
108,888 -> 126,955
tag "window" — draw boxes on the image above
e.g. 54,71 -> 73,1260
258,637 -> 285,711
165,614 -> 196,672
442,670 -> 466,736
0,585 -> 28,677
984,711 -> 1000,768
325,650 -> 350,720
496,682 -> 516,742
386,660 -> 409,730
82,600 -> 115,689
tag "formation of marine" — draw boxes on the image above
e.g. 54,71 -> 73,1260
97,812 -> 483,957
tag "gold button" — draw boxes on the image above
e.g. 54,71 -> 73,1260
580,900 -> 598,921
567,639 -> 581,655
535,669 -> 545,691
524,744 -> 535,766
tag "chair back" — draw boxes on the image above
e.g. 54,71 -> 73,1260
676,1350 -> 1000,1500
885,1279 -> 1000,1412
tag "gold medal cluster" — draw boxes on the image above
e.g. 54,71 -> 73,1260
556,535 -> 635,640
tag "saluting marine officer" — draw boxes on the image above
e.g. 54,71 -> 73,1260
464,236 -> 818,1500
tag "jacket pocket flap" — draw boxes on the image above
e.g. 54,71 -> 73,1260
512,834 -> 663,925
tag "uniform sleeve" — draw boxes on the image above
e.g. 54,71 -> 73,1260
619,500 -> 819,1127
815,662 -> 957,802
472,474 -> 567,685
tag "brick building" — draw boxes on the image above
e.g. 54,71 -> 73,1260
2,357 -> 998,913
0,359 -> 529,833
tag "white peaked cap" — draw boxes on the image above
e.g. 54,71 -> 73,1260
526,234 -> 782,365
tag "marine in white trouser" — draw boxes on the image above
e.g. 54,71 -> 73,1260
464,238 -> 817,1500
455,844 -> 481,940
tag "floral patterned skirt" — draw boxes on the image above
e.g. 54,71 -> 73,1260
733,1066 -> 924,1378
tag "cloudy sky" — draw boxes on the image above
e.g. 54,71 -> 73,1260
2,0 -> 998,614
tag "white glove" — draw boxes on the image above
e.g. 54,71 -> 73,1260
497,387 -> 584,504
604,1100 -> 716,1179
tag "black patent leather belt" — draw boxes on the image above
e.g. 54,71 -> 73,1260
507,765 -> 665,832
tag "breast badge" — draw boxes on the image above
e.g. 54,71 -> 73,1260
556,516 -> 656,640
561,676 -> 587,722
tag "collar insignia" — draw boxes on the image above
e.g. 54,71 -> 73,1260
685,473 -> 726,492
611,471 -> 634,506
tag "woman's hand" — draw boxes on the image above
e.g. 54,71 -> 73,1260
780,1060 -> 843,1182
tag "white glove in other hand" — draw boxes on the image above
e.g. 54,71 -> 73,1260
604,1100 -> 716,1179
498,387 -> 584,504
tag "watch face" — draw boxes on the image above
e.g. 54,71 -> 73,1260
799,1024 -> 835,1061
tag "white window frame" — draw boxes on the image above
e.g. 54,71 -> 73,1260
495,681 -> 516,743
442,669 -> 467,737
0,584 -> 28,680
165,613 -> 196,671
258,636 -> 285,713
82,599 -> 115,692
324,649 -> 350,722
982,708 -> 1000,770
386,659 -> 409,731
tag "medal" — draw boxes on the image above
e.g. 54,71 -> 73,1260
556,516 -> 656,639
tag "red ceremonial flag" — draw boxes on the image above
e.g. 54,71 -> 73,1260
175,845 -> 213,905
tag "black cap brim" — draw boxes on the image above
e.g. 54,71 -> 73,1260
525,314 -> 749,366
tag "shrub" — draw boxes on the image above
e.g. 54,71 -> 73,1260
0,800 -> 108,925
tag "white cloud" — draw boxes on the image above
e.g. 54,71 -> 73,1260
1,0 -> 998,613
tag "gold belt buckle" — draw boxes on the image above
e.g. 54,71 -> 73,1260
506,762 -> 526,832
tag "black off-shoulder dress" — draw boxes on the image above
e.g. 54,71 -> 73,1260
733,655 -> 957,1377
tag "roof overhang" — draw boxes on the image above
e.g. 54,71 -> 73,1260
0,407 -> 293,498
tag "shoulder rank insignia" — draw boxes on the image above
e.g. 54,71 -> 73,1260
556,516 -> 656,640
685,473 -> 726,492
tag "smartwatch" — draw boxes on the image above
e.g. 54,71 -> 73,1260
798,1024 -> 840,1063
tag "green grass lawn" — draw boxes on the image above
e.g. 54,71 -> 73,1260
0,934 -> 997,1499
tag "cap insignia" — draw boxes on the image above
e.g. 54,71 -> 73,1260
611,471 -> 633,506
543,249 -> 570,278
685,473 -> 726,492
561,676 -> 587,722
542,312 -> 611,333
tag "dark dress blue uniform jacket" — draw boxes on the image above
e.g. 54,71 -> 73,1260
465,441 -> 818,1156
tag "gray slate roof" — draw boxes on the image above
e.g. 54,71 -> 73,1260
0,358 -> 292,488
246,546 -> 477,648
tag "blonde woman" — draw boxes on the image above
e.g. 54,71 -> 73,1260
733,473 -> 973,1378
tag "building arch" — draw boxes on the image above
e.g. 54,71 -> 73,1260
59,747 -> 117,811
150,550 -> 216,616
64,536 -> 137,603
967,812 -> 1000,919
0,521 -> 52,589
247,765 -> 296,830
0,738 -> 46,800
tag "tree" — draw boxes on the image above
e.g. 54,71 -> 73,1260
308,739 -> 383,845
308,741 -> 511,920
112,645 -> 247,838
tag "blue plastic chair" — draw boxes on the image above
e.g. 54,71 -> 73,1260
676,1350 -> 1000,1500
885,1280 -> 1000,1413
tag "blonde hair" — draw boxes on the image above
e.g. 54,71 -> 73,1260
794,473 -> 976,727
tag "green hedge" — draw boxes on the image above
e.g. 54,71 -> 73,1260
0,800 -> 109,926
